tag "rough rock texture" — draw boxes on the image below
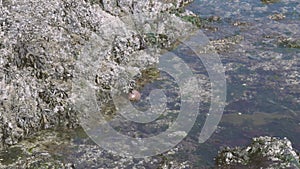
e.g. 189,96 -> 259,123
0,0 -> 196,150
0,128 -> 191,168
215,136 -> 300,169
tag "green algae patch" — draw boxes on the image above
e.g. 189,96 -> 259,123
169,7 -> 202,28
140,67 -> 161,82
261,0 -> 281,4
0,128 -> 90,168
144,33 -> 170,49
180,15 -> 202,28
0,146 -> 25,165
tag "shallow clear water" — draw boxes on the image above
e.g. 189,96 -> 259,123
98,1 -> 300,167
176,0 -> 300,167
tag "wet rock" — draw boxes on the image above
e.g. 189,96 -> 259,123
261,0 -> 280,5
215,136 -> 300,169
268,13 -> 286,20
0,128 -> 190,169
208,16 -> 221,22
208,35 -> 245,53
278,37 -> 300,49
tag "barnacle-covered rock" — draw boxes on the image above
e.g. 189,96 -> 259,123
215,136 -> 300,169
99,0 -> 193,16
0,0 -> 198,150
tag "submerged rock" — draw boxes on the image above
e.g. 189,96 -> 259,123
215,136 -> 300,169
0,128 -> 191,168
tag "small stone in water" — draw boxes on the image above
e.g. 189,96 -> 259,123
128,90 -> 141,101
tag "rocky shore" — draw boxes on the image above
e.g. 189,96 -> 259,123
216,136 -> 300,169
0,0 -> 299,168
0,0 -> 198,168
0,0 -> 195,149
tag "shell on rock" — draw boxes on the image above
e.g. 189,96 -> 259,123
128,90 -> 141,101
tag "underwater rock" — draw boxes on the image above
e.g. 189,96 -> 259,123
215,136 -> 300,169
0,128 -> 191,169
268,13 -> 285,20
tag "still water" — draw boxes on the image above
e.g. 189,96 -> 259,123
178,0 -> 300,167
122,0 -> 300,167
